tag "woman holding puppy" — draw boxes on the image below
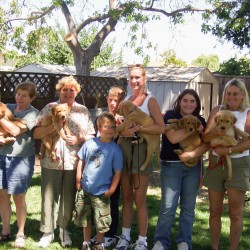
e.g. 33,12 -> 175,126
33,76 -> 95,248
152,89 -> 207,250
114,65 -> 165,250
202,78 -> 250,250
0,81 -> 39,248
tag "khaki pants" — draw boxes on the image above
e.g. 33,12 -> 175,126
40,167 -> 76,233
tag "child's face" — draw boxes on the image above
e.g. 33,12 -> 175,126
107,94 -> 121,114
99,118 -> 116,141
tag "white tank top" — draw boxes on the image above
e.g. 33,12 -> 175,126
125,94 -> 152,115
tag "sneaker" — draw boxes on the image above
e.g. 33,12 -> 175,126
113,235 -> 131,250
59,229 -> 72,247
38,233 -> 54,248
177,242 -> 189,250
104,237 -> 116,248
152,241 -> 164,250
82,241 -> 91,250
133,240 -> 147,250
92,242 -> 104,250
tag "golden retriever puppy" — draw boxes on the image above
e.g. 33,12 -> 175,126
165,115 -> 202,167
0,102 -> 27,144
209,110 -> 249,180
115,100 -> 160,171
40,103 -> 71,161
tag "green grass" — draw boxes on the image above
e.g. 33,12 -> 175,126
1,172 -> 250,249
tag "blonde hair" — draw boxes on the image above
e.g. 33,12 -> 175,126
108,86 -> 126,100
221,78 -> 250,111
56,76 -> 81,94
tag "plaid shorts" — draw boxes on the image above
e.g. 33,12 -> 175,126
73,189 -> 111,233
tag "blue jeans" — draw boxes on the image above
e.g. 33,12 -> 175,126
154,161 -> 201,250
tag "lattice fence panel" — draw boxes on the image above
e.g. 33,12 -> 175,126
0,72 -> 127,109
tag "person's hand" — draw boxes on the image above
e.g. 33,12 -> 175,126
214,147 -> 229,156
76,180 -> 81,191
104,189 -> 113,198
178,151 -> 194,162
66,134 -> 79,145
120,123 -> 141,137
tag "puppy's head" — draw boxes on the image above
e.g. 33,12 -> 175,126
214,110 -> 237,131
179,115 -> 201,132
51,103 -> 69,122
116,100 -> 137,117
0,102 -> 7,118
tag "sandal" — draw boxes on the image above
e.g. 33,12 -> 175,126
0,233 -> 12,241
13,234 -> 25,248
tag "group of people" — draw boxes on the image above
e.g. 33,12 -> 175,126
0,65 -> 248,250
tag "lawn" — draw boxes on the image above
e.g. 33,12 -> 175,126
1,170 -> 250,250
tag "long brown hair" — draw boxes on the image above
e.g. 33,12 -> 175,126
172,89 -> 201,116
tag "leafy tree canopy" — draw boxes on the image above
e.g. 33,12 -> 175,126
202,0 -> 250,49
160,50 -> 187,67
1,0 -> 249,75
218,56 -> 250,76
191,54 -> 220,72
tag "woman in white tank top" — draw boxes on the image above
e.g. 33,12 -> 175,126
203,78 -> 250,250
114,65 -> 165,250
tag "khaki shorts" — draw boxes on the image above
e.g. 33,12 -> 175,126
73,190 -> 111,233
119,137 -> 153,175
203,155 -> 250,192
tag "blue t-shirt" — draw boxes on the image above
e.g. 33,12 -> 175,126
77,137 -> 123,195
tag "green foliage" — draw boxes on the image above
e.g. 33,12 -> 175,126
160,49 -> 187,67
219,57 -> 250,76
191,54 -> 220,72
202,0 -> 250,49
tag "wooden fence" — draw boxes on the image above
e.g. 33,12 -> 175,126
0,71 -> 127,110
214,75 -> 250,103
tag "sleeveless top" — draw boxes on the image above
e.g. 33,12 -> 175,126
212,106 -> 250,158
125,94 -> 152,115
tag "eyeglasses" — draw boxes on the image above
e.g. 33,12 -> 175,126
102,125 -> 116,130
62,89 -> 75,92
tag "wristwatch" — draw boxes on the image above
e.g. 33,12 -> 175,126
228,147 -> 233,154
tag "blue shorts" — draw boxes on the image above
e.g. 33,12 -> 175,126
0,155 -> 35,194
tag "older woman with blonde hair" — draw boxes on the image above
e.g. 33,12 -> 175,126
34,76 -> 95,248
203,78 -> 250,250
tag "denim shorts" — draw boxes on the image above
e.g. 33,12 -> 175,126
0,155 -> 35,194
203,155 -> 250,192
74,189 -> 111,233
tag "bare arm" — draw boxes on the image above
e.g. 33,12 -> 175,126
202,106 -> 221,143
104,170 -> 122,198
179,142 -> 210,162
33,124 -> 55,139
166,128 -> 197,144
0,118 -> 27,136
76,159 -> 84,190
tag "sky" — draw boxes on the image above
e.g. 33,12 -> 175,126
108,12 -> 249,65
11,0 -> 249,66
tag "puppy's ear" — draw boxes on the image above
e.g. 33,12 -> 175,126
122,104 -> 130,116
178,117 -> 185,128
196,119 -> 201,129
51,106 -> 56,116
214,114 -> 219,125
231,114 -> 237,125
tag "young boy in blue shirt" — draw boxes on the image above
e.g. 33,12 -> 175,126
75,112 -> 123,250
